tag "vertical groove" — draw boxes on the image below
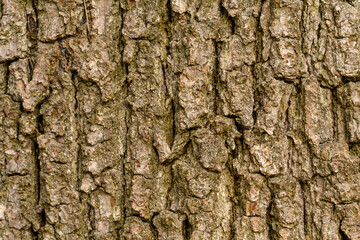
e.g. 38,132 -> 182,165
1,0 -> 360,239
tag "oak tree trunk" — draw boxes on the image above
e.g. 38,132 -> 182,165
0,0 -> 360,239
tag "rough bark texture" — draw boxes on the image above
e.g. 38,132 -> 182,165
1,0 -> 360,239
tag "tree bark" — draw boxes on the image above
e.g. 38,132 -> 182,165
0,0 -> 360,239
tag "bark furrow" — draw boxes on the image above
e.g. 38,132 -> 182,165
0,0 -> 360,239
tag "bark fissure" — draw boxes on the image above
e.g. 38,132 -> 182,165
1,0 -> 360,239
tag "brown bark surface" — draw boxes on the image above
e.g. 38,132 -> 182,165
1,0 -> 360,239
